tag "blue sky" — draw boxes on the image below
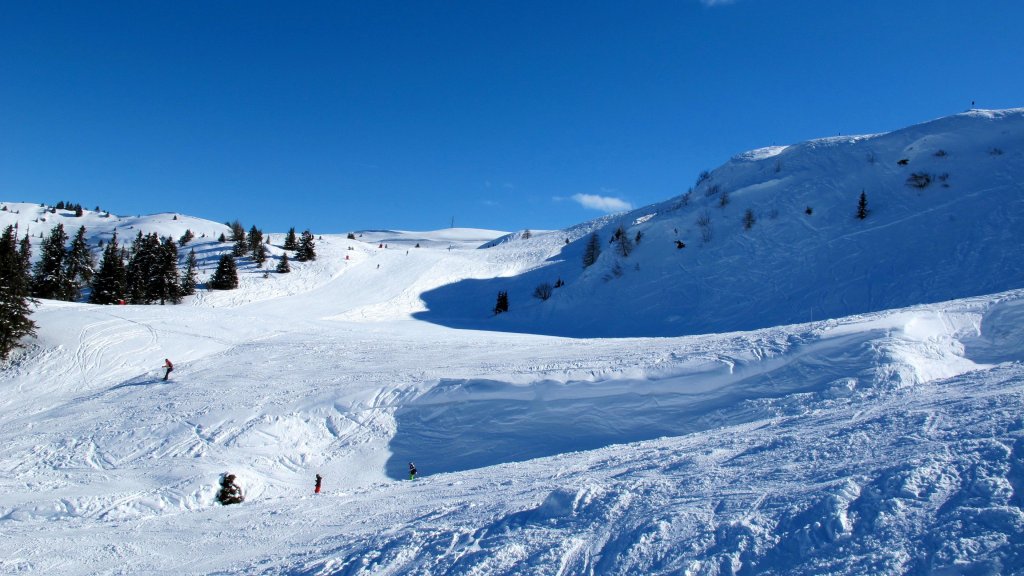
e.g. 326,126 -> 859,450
1,1 -> 1021,234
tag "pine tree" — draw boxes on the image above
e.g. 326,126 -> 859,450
178,229 -> 194,246
232,222 -> 247,257
743,209 -> 756,230
18,233 -> 33,289
247,226 -> 263,256
154,237 -> 181,304
493,291 -> 509,315
582,233 -> 601,268
180,249 -> 199,296
32,223 -> 72,300
229,220 -> 245,242
90,232 -> 127,304
296,230 -> 316,262
275,252 -> 291,273
253,241 -> 267,267
613,226 -> 633,257
64,226 -> 95,301
126,232 -> 164,304
283,227 -> 298,251
126,232 -> 150,303
209,254 -> 239,290
125,232 -> 144,302
857,191 -> 869,220
0,225 -> 37,361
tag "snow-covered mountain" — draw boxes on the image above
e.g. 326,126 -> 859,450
1,109 -> 1023,575
417,108 -> 1024,337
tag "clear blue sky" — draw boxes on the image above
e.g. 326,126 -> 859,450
2,1 -> 1021,234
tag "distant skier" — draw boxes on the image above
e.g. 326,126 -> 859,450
314,473 -> 322,494
408,462 -> 417,480
217,473 -> 244,505
163,358 -> 174,380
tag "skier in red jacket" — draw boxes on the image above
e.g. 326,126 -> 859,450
163,358 -> 174,380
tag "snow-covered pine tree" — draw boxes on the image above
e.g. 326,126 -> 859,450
90,231 -> 127,304
180,249 -> 198,296
64,226 -> 95,301
31,223 -> 72,300
178,229 -> 194,246
209,254 -> 239,289
0,225 -> 37,361
582,233 -> 601,268
296,230 -> 316,262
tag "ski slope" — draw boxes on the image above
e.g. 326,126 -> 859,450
2,109 -> 1023,575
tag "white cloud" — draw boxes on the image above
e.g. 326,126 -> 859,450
571,193 -> 632,213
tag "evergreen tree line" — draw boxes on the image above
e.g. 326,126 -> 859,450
0,225 -> 36,361
53,201 -> 86,216
2,218 -> 318,359
11,223 -> 200,307
90,228 -> 200,305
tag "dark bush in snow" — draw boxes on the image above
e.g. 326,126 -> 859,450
907,172 -> 932,189
533,283 -> 553,301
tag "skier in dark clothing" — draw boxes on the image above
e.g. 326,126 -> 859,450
408,462 -> 417,480
217,473 -> 244,505
314,473 -> 322,494
163,358 -> 174,380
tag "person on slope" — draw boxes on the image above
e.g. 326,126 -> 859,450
314,473 -> 322,494
408,462 -> 417,481
217,473 -> 244,505
163,358 -> 174,380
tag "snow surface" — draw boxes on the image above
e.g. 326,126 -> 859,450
1,109 -> 1024,575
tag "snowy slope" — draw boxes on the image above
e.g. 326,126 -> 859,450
415,109 -> 1024,337
2,109 -> 1024,575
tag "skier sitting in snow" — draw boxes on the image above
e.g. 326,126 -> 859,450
217,473 -> 244,505
408,462 -> 417,480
